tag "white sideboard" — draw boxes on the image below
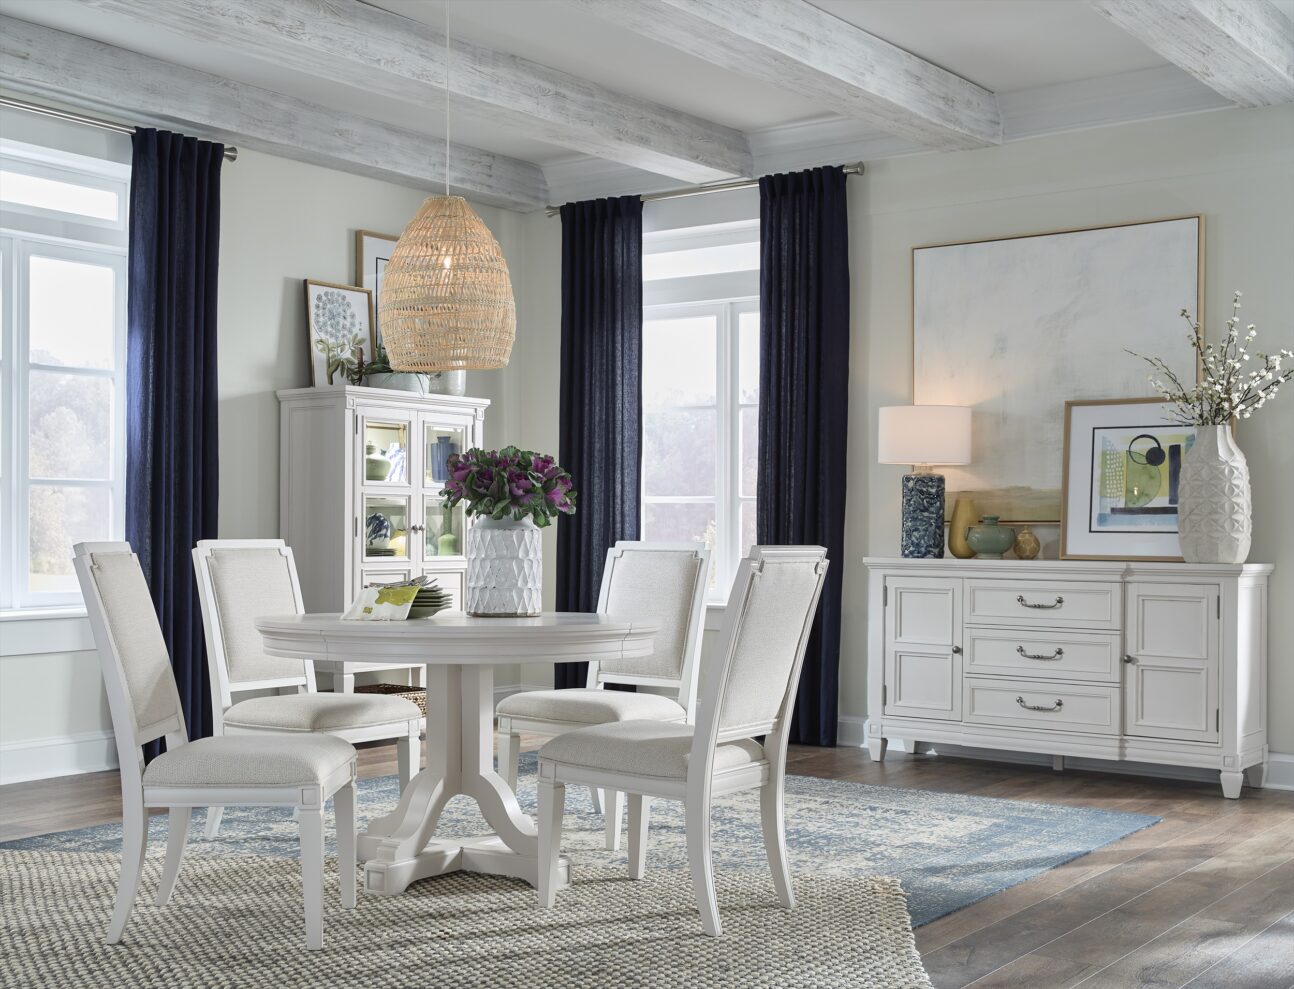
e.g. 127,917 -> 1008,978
864,558 -> 1272,797
278,385 -> 489,692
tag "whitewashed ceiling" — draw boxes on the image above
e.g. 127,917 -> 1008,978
1,0 -> 1291,210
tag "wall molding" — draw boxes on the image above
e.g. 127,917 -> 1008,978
0,729 -> 117,786
839,717 -> 1292,791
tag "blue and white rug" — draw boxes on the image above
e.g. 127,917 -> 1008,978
2,753 -> 1159,926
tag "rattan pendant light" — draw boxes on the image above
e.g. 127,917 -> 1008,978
380,0 -> 515,371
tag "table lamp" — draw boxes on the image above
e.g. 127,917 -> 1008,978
878,405 -> 972,558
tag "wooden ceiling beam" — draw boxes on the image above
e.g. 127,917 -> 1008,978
75,0 -> 753,183
1089,0 -> 1294,106
0,16 -> 547,211
573,0 -> 1002,151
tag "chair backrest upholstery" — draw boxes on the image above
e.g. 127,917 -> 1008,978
73,542 -> 186,763
192,540 -> 311,713
694,547 -> 828,753
591,541 -> 710,717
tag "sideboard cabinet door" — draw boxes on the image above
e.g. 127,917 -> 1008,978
883,577 -> 962,721
1124,582 -> 1220,743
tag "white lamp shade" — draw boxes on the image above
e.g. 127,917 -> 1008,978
878,405 -> 972,466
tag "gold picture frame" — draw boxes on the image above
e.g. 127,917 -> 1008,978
912,214 -> 1205,525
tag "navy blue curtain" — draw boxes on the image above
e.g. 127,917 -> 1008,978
757,166 -> 851,746
126,129 -> 223,754
554,196 -> 643,689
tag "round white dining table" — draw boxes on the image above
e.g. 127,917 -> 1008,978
255,611 -> 657,897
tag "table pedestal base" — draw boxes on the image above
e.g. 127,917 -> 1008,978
357,663 -> 568,896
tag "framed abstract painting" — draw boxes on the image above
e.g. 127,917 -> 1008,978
913,215 -> 1201,523
1060,398 -> 1198,561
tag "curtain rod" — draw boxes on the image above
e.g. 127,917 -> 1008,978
0,95 -> 239,162
544,161 -> 863,217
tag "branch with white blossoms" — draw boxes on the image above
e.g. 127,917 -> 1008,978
1129,291 -> 1293,426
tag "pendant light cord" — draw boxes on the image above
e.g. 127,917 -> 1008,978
444,0 -> 451,198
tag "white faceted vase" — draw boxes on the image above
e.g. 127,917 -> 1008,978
465,515 -> 542,617
1177,425 -> 1252,564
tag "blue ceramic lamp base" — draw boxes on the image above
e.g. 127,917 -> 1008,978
901,473 -> 946,559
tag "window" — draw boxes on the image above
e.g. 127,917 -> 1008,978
1,143 -> 129,610
640,220 -> 759,601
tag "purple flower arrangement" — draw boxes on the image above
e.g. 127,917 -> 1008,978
441,446 -> 577,527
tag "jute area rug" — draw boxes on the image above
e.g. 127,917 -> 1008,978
0,849 -> 933,989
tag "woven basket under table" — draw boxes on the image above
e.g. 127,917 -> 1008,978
355,682 -> 427,718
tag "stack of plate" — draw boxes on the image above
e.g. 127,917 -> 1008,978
408,582 -> 452,619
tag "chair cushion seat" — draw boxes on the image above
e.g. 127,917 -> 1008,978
496,688 -> 686,726
223,692 -> 420,732
539,721 -> 765,780
143,735 -> 355,788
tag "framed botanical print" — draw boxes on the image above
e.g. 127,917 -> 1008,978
1061,398 -> 1199,561
913,215 -> 1202,523
354,230 -> 399,353
304,279 -> 374,386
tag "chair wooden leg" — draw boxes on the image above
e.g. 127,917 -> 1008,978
627,795 -> 650,880
760,780 -> 796,909
107,799 -> 148,944
156,807 -> 192,905
334,783 -> 357,910
397,727 -> 418,792
299,808 -> 325,950
604,788 -> 626,851
537,776 -> 566,908
685,796 -> 722,937
204,805 -> 223,839
497,729 -> 520,791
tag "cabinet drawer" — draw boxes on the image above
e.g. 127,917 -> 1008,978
964,676 -> 1119,735
965,580 -> 1120,629
965,629 -> 1121,683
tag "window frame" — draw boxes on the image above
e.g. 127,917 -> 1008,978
641,295 -> 758,603
1,142 -> 129,612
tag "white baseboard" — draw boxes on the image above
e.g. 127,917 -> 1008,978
0,729 -> 117,786
838,717 -> 1293,791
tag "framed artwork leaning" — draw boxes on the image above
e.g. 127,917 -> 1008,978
1060,397 -> 1200,561
304,279 -> 374,386
913,214 -> 1202,523
355,229 -> 399,352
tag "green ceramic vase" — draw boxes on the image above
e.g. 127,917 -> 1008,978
965,516 -> 1016,559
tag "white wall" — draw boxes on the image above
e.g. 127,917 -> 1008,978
509,105 -> 1294,764
0,130 -> 530,782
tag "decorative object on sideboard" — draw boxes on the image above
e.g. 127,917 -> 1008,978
914,215 -> 1201,523
1129,292 -> 1292,565
304,279 -> 375,386
1061,398 -> 1198,561
947,497 -> 977,559
965,516 -> 1016,559
364,441 -> 391,481
443,447 -> 576,616
365,511 -> 393,551
380,1 -> 516,373
878,405 -> 972,558
1012,525 -> 1041,560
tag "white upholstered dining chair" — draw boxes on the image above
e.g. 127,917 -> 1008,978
495,540 -> 709,849
535,546 -> 829,937
74,543 -> 357,950
192,539 -> 420,839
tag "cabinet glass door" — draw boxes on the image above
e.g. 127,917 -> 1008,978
422,497 -> 464,559
423,422 -> 468,490
363,419 -> 411,485
363,494 -> 411,561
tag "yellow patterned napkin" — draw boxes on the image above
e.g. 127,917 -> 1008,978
341,584 -> 419,621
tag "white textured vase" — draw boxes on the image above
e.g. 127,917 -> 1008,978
465,516 -> 542,616
1177,425 -> 1251,564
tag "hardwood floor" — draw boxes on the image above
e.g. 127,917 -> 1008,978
3,738 -> 1292,988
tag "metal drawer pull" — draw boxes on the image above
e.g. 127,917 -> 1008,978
1017,594 -> 1064,609
1016,696 -> 1064,712
1017,645 -> 1064,661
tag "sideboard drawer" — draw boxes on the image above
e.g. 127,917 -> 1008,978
965,629 -> 1121,683
965,580 -> 1121,629
964,676 -> 1120,735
